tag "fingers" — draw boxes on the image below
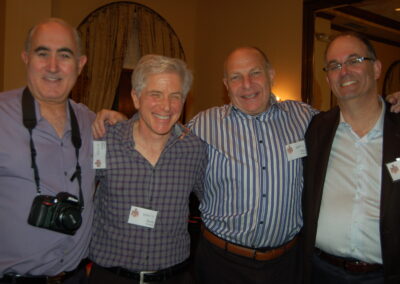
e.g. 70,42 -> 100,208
386,92 -> 400,113
91,109 -> 128,139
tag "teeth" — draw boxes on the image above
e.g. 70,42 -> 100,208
154,114 -> 170,120
243,93 -> 257,99
45,76 -> 60,81
341,80 -> 356,87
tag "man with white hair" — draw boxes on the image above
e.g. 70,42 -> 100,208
89,54 -> 208,284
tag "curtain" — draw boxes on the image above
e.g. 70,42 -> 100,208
71,3 -> 185,112
71,4 -> 134,112
136,6 -> 185,60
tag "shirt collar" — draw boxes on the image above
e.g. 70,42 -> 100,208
32,95 -> 72,132
339,96 -> 385,139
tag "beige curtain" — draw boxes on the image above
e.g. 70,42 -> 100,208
71,3 -> 185,112
72,4 -> 134,112
136,6 -> 185,60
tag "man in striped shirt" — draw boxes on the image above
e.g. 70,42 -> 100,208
188,47 -> 317,284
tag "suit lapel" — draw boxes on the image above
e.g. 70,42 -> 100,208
313,107 -> 340,209
380,104 -> 400,221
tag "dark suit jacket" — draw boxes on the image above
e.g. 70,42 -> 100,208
302,102 -> 400,284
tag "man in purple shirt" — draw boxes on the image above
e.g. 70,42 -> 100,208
0,18 -> 95,283
88,54 -> 208,284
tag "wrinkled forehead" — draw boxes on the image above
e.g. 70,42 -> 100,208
326,35 -> 368,61
225,48 -> 266,74
30,22 -> 78,52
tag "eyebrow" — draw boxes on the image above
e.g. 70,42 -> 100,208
33,46 -> 75,55
327,53 -> 361,64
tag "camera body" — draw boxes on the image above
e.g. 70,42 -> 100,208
28,192 -> 82,235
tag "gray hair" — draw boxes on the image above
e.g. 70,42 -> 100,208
24,18 -> 83,57
131,54 -> 193,100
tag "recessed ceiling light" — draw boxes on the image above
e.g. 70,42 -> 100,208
395,8 -> 400,12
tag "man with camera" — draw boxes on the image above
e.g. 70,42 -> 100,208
0,18 -> 95,283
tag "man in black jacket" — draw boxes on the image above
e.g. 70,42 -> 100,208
303,31 -> 400,284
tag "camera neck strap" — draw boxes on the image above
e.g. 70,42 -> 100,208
22,88 -> 84,208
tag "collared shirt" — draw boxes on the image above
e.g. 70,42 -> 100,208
90,115 -> 208,271
316,101 -> 385,264
187,99 -> 317,248
0,87 -> 95,277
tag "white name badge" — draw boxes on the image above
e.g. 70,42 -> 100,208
128,206 -> 158,229
93,141 -> 106,169
286,140 -> 307,161
386,160 -> 400,182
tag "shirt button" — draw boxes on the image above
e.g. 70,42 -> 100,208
262,166 -> 266,170
259,140 -> 263,143
259,221 -> 264,224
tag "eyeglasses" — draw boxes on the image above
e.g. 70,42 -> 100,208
323,56 -> 374,72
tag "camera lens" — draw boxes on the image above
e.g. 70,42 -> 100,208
58,206 -> 82,230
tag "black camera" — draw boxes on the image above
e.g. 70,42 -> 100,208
28,192 -> 83,235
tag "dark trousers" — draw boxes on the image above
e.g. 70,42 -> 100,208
88,263 -> 194,284
194,235 -> 301,284
311,254 -> 384,284
0,266 -> 87,284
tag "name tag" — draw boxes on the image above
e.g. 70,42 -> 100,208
286,140 -> 307,161
93,141 -> 106,169
128,206 -> 158,229
386,159 -> 400,182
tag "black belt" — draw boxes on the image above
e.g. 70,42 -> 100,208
315,249 -> 383,274
102,259 -> 190,282
0,259 -> 89,284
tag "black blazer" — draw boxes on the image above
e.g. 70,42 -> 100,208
302,102 -> 400,284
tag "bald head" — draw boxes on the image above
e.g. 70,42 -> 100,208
224,47 -> 272,79
24,18 -> 82,57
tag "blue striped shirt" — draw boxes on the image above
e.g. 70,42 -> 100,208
187,99 -> 317,248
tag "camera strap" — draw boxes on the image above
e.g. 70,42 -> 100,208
22,88 -> 84,208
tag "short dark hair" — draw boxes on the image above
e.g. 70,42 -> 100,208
325,31 -> 377,60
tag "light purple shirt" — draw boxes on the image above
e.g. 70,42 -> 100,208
0,88 -> 95,277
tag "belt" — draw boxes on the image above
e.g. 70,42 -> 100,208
316,249 -> 383,274
0,259 -> 89,284
103,259 -> 189,283
202,226 -> 298,261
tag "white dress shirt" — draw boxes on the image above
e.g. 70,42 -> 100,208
316,101 -> 385,264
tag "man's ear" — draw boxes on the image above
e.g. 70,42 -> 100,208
373,59 -> 382,80
78,55 -> 87,74
267,68 -> 276,85
21,51 -> 28,65
131,89 -> 140,109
